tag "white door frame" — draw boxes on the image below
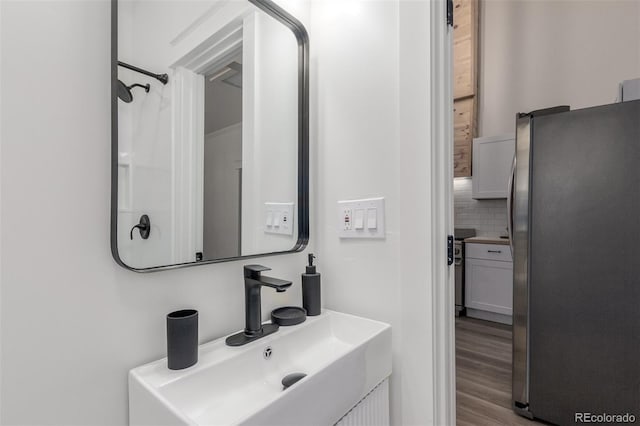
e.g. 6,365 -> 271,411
429,0 -> 456,424
171,67 -> 205,263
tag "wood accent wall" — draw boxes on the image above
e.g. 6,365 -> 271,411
453,0 -> 478,177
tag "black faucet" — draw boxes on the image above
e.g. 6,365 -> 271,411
225,265 -> 292,346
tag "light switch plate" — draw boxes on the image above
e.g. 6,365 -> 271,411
337,197 -> 385,239
264,202 -> 294,236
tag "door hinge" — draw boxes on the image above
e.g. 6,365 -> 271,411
447,0 -> 454,26
447,235 -> 454,265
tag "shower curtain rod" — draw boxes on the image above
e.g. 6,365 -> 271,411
117,61 -> 169,85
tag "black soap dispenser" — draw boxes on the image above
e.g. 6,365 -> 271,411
302,253 -> 321,316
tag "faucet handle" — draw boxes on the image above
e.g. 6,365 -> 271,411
244,264 -> 271,279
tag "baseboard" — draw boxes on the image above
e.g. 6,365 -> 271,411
466,308 -> 512,325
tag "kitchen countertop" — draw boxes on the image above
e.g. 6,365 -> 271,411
464,236 -> 510,245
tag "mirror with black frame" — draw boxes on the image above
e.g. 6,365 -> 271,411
111,0 -> 309,271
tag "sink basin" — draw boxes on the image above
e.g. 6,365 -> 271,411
129,310 -> 392,425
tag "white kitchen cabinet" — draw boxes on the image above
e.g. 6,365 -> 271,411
465,243 -> 513,324
472,134 -> 515,199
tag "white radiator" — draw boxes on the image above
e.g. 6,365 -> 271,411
335,379 -> 390,426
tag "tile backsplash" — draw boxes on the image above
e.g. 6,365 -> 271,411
454,178 -> 508,237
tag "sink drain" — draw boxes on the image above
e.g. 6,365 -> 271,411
263,346 -> 272,360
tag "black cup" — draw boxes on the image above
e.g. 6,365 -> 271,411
166,309 -> 198,370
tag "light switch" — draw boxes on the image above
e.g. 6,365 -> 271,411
367,208 -> 377,229
264,202 -> 295,235
337,197 -> 385,239
354,209 -> 365,229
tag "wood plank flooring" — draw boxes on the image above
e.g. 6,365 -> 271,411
456,317 -> 543,425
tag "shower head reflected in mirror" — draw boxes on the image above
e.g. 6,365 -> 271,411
118,80 -> 150,103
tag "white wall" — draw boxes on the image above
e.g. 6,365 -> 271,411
1,0 -> 440,425
203,124 -> 243,259
312,0 -> 438,424
478,0 -> 640,136
0,1 -> 311,424
204,77 -> 242,134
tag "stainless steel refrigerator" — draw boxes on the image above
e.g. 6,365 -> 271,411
509,100 -> 640,425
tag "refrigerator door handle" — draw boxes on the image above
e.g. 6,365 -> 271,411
507,154 -> 516,257
512,113 -> 533,416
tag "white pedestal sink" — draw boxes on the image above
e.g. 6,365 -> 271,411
129,310 -> 392,425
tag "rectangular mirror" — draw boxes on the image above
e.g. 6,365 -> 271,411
111,0 -> 309,271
